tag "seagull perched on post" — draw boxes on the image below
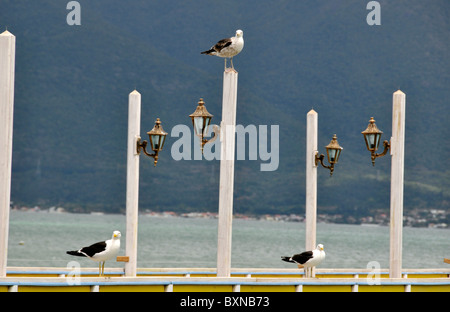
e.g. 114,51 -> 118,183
281,244 -> 326,274
67,231 -> 121,276
201,29 -> 244,70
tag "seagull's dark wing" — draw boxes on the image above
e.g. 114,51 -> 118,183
291,251 -> 314,265
79,241 -> 107,257
213,38 -> 232,52
281,256 -> 295,263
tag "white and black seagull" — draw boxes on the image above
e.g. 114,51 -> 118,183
67,231 -> 121,276
281,244 -> 326,272
201,29 -> 244,70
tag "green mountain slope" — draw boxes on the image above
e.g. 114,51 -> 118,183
1,0 -> 449,216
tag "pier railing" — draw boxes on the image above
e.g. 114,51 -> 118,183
2,267 -> 449,292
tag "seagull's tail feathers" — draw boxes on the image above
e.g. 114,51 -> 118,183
67,250 -> 86,257
281,256 -> 294,263
201,49 -> 215,55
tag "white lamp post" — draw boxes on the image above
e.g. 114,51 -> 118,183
361,90 -> 406,278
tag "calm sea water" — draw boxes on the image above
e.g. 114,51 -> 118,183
6,211 -> 449,269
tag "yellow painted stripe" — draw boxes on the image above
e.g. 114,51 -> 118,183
99,285 -> 165,292
18,286 -> 91,292
316,274 -> 355,278
358,285 -> 405,292
240,285 -> 296,292
251,274 -> 303,279
173,285 -> 233,292
303,285 -> 352,292
137,274 -> 185,277
230,274 -> 248,278
7,274 -> 61,277
411,285 -> 450,292
3,283 -> 449,292
406,274 -> 448,279
351,274 -> 390,279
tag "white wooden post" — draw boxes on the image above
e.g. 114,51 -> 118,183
305,109 -> 318,278
389,90 -> 406,278
124,90 -> 141,277
216,70 -> 238,277
0,30 -> 15,278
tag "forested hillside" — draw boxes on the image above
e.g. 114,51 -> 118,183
1,0 -> 448,216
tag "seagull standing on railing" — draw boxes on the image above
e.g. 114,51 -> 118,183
281,244 -> 326,273
201,29 -> 244,70
67,231 -> 121,276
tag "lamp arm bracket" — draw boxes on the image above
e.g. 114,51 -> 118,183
134,135 -> 142,156
371,140 -> 390,165
136,137 -> 158,159
312,150 -> 319,168
203,125 -> 220,145
315,153 -> 335,176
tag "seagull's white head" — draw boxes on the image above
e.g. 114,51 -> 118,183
317,244 -> 324,251
112,231 -> 121,239
235,29 -> 243,38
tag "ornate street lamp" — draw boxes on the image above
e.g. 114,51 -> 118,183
136,118 -> 168,166
189,98 -> 219,153
315,134 -> 343,176
361,117 -> 390,166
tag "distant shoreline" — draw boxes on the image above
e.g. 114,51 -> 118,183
10,206 -> 448,229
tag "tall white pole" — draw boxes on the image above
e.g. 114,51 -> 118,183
216,70 -> 238,277
125,90 -> 141,277
0,30 -> 16,278
389,90 -> 406,278
305,109 -> 318,278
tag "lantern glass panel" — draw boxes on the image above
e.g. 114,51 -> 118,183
367,134 -> 374,150
193,116 -> 212,137
329,149 -> 336,163
203,117 -> 212,136
374,133 -> 381,150
193,117 -> 204,137
159,135 -> 166,150
334,148 -> 342,163
367,133 -> 381,150
151,135 -> 161,151
327,148 -> 336,164
328,148 -> 341,164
